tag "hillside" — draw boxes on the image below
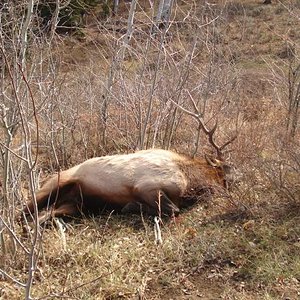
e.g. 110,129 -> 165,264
0,0 -> 299,299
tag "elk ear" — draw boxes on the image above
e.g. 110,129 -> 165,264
205,154 -> 222,167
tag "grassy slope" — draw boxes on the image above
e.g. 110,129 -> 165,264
1,1 -> 300,299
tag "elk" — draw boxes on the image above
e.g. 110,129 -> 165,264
22,119 -> 236,225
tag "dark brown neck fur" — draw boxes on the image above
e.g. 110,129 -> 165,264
176,157 -> 225,207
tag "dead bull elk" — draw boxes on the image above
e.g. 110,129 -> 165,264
22,149 -> 234,224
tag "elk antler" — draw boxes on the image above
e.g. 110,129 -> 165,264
197,117 -> 237,159
169,93 -> 237,159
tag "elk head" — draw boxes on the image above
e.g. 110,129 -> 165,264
205,154 -> 235,189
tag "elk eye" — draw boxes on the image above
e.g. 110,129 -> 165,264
223,165 -> 232,173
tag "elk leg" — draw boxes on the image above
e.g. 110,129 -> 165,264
137,189 -> 180,216
121,201 -> 161,215
121,201 -> 144,214
50,202 -> 80,219
158,191 -> 180,215
20,202 -> 78,236
36,202 -> 79,225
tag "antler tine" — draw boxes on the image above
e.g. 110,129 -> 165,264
198,117 -> 237,159
207,121 -> 223,158
168,97 -> 236,158
197,117 -> 222,157
219,134 -> 238,151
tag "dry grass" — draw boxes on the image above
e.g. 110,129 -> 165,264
2,200 -> 300,299
1,0 -> 300,299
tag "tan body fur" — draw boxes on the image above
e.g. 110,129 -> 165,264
23,149 -> 228,222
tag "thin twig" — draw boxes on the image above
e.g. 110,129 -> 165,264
0,268 -> 26,288
17,63 -> 39,170
0,216 -> 30,254
0,142 -> 27,162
